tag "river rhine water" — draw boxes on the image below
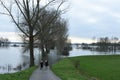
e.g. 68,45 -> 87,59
0,46 -> 120,74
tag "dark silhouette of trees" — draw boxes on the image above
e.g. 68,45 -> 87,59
21,8 -> 69,60
97,37 -> 110,51
0,0 -> 67,67
91,37 -> 120,52
0,37 -> 9,46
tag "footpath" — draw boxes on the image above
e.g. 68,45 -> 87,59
29,67 -> 61,80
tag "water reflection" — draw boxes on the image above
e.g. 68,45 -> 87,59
0,47 -> 60,74
48,50 -> 62,66
0,47 -> 30,74
69,48 -> 120,57
1,46 -> 120,74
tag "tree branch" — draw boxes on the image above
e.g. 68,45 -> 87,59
14,0 -> 28,23
0,0 -> 29,37
33,0 -> 65,37
0,12 -> 10,16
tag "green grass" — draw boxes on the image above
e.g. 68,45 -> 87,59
52,55 -> 120,80
0,66 -> 37,80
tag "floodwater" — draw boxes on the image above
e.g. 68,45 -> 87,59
0,46 -> 40,74
0,46 -> 60,74
0,46 -> 120,74
69,48 -> 120,57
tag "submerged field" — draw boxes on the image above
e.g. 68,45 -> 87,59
52,55 -> 120,80
0,66 -> 36,80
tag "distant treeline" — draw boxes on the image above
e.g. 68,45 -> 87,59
82,37 -> 120,52
0,37 -> 10,46
72,37 -> 120,52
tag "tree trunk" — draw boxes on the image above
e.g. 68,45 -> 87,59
41,44 -> 45,60
29,31 -> 34,67
41,39 -> 48,60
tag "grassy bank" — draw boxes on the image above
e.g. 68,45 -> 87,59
52,55 -> 120,80
0,66 -> 36,80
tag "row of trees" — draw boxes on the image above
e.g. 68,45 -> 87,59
0,0 -> 69,67
0,37 -> 9,46
92,37 -> 120,51
92,37 -> 119,44
97,37 -> 119,44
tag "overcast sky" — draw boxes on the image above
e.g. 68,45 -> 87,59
0,0 -> 120,43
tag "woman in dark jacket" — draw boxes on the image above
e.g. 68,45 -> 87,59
40,59 -> 43,69
45,60 -> 49,68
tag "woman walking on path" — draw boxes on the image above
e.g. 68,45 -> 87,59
40,59 -> 43,69
45,60 -> 49,68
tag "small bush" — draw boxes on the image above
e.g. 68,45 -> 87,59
73,60 -> 80,69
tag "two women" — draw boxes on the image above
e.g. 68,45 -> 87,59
40,59 -> 49,69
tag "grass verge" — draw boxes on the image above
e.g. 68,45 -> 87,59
0,66 -> 37,80
52,55 -> 120,80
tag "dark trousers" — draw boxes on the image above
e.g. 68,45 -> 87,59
40,63 -> 43,69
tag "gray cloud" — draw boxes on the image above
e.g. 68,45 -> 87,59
1,0 -> 120,43
68,0 -> 120,41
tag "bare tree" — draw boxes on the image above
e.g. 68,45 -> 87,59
53,18 -> 68,55
34,8 -> 68,60
0,37 -> 9,46
0,0 -> 67,67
